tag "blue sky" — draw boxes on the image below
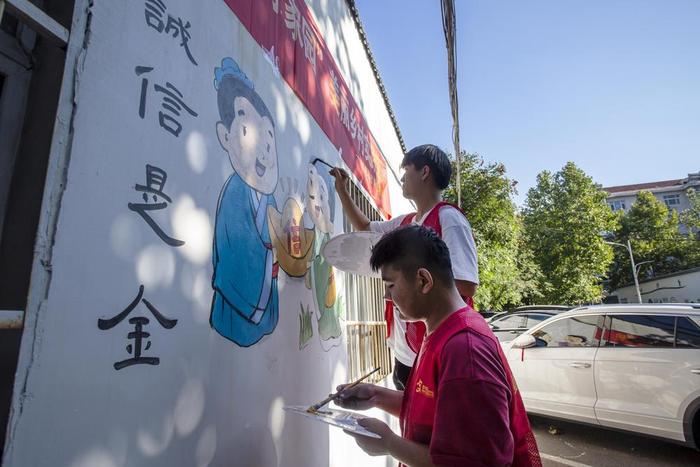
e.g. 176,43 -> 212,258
354,0 -> 700,205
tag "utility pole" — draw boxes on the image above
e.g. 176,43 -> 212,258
605,240 -> 643,304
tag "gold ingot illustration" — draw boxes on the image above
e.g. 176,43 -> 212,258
325,271 -> 336,308
268,198 -> 315,277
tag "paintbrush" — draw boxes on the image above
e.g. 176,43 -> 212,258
307,367 -> 381,413
311,157 -> 335,171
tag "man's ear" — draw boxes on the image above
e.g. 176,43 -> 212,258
416,268 -> 434,294
216,121 -> 230,151
420,165 -> 431,183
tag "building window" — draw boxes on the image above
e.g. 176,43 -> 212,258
343,181 -> 392,383
663,193 -> 681,207
609,200 -> 626,211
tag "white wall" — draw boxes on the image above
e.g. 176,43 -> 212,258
3,1 -> 410,466
613,269 -> 700,304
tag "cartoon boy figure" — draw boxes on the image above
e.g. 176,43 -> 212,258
306,161 -> 342,342
210,57 -> 279,347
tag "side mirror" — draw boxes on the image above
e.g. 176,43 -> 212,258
511,334 -> 536,349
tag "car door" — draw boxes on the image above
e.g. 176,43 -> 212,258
594,313 -> 700,442
507,314 -> 602,424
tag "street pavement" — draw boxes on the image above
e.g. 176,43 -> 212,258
530,415 -> 700,467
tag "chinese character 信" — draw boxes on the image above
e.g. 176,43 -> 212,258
98,285 -> 177,370
154,81 -> 198,137
128,164 -> 185,247
135,66 -> 198,138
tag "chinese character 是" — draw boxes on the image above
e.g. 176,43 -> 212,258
128,164 -> 185,247
98,285 -> 177,370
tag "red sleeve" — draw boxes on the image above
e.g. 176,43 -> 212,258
430,332 -> 514,466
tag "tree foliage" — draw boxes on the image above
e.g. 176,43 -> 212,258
522,162 -> 616,304
608,190 -> 700,290
680,188 -> 700,233
444,153 -> 545,311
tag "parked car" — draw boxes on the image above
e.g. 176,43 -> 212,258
479,310 -> 501,320
503,304 -> 700,448
488,306 -> 570,342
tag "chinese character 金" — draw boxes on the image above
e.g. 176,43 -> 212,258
98,285 -> 177,370
128,164 -> 185,247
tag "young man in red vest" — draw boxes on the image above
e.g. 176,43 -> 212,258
335,226 -> 541,467
330,144 -> 479,390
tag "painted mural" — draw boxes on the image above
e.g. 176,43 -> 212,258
306,161 -> 343,346
3,0 -> 405,464
209,58 -> 344,349
210,57 -> 280,347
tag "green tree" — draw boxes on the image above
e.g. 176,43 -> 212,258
444,153 -> 545,311
522,162 -> 616,304
680,188 -> 700,233
609,190 -> 700,290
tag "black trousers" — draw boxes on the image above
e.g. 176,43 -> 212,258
392,358 -> 412,391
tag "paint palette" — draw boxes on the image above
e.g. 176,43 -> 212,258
321,231 -> 383,278
283,406 -> 381,438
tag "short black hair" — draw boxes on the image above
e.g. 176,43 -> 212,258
217,74 -> 274,129
401,144 -> 452,190
370,225 -> 454,285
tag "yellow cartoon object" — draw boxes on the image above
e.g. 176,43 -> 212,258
325,271 -> 336,308
268,198 -> 315,277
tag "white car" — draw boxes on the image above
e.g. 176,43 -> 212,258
504,304 -> 700,448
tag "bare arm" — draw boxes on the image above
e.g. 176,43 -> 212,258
330,167 -> 371,231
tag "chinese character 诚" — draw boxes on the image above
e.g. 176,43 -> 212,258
144,0 -> 198,66
128,164 -> 185,247
98,285 -> 177,370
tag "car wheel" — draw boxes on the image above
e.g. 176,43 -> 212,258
694,410 -> 700,450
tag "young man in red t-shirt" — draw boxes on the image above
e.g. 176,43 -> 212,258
330,144 -> 479,391
335,226 -> 541,467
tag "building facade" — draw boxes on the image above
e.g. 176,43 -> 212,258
0,2 -> 413,466
612,267 -> 700,304
604,171 -> 700,221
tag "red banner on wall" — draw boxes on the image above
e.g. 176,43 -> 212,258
223,0 -> 392,218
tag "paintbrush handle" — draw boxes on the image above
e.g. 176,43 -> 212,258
311,367 -> 380,410
312,158 -> 335,170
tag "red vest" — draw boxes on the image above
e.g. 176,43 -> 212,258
384,202 -> 475,353
400,308 -> 542,467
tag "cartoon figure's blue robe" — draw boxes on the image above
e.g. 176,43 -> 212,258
211,173 -> 278,346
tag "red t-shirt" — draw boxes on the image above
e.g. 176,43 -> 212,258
400,308 -> 515,466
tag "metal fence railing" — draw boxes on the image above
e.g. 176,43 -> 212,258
345,321 -> 392,383
343,180 -> 393,383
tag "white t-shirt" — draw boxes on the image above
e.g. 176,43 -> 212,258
369,204 -> 479,366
